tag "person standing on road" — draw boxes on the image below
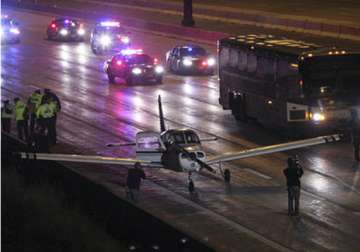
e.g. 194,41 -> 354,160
36,97 -> 55,141
126,162 -> 146,202
1,99 -> 13,133
27,89 -> 43,135
350,109 -> 360,162
14,97 -> 29,141
283,157 -> 303,216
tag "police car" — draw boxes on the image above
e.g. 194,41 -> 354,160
90,21 -> 130,55
46,18 -> 86,41
103,49 -> 164,84
165,45 -> 216,75
1,15 -> 20,44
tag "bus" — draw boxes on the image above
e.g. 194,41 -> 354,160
218,34 -> 360,133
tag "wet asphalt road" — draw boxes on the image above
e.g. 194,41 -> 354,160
2,8 -> 360,251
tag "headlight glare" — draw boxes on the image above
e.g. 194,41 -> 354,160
59,29 -> 68,36
182,58 -> 193,66
312,112 -> 325,121
132,67 -> 142,75
77,28 -> 85,36
100,35 -> 112,46
121,36 -> 130,44
155,66 -> 164,74
10,28 -> 20,34
207,57 -> 216,66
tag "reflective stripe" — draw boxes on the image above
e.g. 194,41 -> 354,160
37,104 -> 55,118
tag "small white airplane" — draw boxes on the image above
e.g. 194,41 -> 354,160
20,96 -> 341,192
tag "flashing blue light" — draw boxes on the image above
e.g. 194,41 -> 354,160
64,19 -> 70,24
100,21 -> 120,27
187,47 -> 193,52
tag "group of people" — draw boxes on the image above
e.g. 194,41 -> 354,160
1,88 -> 61,149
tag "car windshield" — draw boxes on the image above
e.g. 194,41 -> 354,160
127,54 -> 153,65
180,47 -> 207,57
97,26 -> 126,35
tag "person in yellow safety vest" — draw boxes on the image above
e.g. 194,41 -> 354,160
36,97 -> 55,143
14,97 -> 29,141
1,99 -> 13,133
27,89 -> 43,135
48,98 -> 59,145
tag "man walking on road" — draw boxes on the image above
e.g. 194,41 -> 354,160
14,97 -> 29,141
1,99 -> 13,133
350,109 -> 360,162
126,162 -> 146,202
283,157 -> 303,216
27,89 -> 43,135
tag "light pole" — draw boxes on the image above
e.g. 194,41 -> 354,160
181,0 -> 195,27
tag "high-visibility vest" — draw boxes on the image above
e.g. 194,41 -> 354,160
29,93 -> 43,111
49,101 -> 58,114
1,104 -> 13,118
37,103 -> 54,119
15,101 -> 27,121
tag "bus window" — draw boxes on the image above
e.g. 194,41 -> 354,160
247,52 -> 257,73
238,50 -> 247,71
257,56 -> 274,79
277,59 -> 298,78
229,48 -> 239,68
219,47 -> 230,67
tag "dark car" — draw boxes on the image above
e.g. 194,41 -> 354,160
103,49 -> 164,84
46,18 -> 86,41
90,21 -> 130,55
165,45 -> 216,75
1,15 -> 20,44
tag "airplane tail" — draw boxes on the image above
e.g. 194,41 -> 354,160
158,95 -> 166,132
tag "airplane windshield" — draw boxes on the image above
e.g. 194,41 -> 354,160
185,131 -> 200,144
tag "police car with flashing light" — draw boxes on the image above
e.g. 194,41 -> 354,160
104,49 -> 164,84
90,21 -> 130,55
165,45 -> 216,75
1,15 -> 20,44
46,18 -> 86,41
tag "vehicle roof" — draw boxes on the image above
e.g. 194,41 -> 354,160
53,18 -> 78,22
219,34 -> 322,57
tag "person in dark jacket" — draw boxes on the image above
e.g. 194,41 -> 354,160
283,157 -> 304,216
350,109 -> 360,162
126,162 -> 146,202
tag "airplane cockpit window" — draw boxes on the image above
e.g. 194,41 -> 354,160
173,133 -> 185,144
185,131 -> 200,144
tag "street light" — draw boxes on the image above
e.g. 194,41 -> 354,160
181,0 -> 195,27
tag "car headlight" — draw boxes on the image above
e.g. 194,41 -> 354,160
182,58 -> 193,66
121,36 -> 130,44
10,28 -> 20,35
100,35 -> 112,46
207,57 -> 215,66
311,112 -> 326,121
155,65 -> 164,74
59,29 -> 68,36
77,28 -> 85,36
132,67 -> 142,75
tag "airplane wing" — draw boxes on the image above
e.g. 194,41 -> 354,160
206,134 -> 340,165
19,153 -> 163,168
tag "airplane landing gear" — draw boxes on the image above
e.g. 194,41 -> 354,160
224,169 -> 231,183
188,172 -> 195,193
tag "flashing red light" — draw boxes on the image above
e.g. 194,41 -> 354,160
116,60 -> 123,66
299,80 -> 303,86
202,61 -> 208,66
51,23 -> 56,29
154,58 -> 158,64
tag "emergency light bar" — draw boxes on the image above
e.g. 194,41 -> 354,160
121,49 -> 143,55
100,21 -> 120,27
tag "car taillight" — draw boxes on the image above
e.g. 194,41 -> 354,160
116,60 -> 123,66
202,61 -> 208,66
51,23 -> 56,29
154,58 -> 158,64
